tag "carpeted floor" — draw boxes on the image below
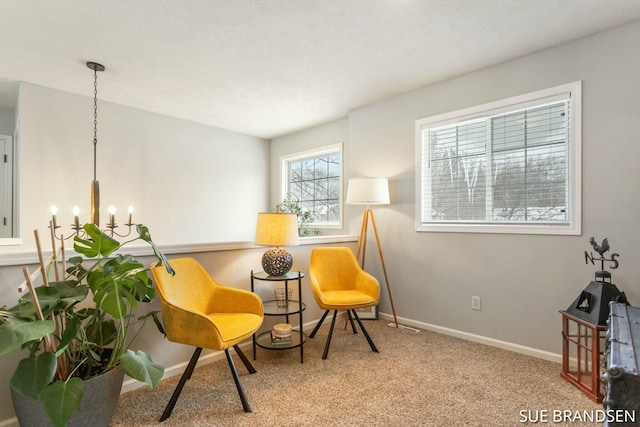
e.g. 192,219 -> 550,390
111,319 -> 599,426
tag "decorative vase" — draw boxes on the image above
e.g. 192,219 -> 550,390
11,365 -> 124,427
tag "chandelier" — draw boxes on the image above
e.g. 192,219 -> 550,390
49,61 -> 135,240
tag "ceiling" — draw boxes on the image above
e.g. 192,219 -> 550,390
1,1 -> 640,139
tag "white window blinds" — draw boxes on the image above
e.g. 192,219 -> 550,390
416,82 -> 581,235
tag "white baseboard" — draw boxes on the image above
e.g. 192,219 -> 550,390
378,312 -> 562,363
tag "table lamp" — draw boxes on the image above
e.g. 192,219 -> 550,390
255,210 -> 300,276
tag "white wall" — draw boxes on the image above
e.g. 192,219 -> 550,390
0,83 -> 271,422
0,107 -> 15,134
272,21 -> 640,354
4,83 -> 270,252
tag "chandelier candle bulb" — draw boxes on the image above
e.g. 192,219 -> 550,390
50,206 -> 58,229
127,206 -> 133,225
108,206 -> 116,228
72,206 -> 80,229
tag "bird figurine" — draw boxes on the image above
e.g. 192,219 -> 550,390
589,237 -> 610,257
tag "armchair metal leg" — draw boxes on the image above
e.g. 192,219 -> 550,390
233,344 -> 256,374
225,348 -> 252,412
160,347 -> 203,422
351,309 -> 379,353
309,310 -> 330,338
346,310 -> 358,334
312,309 -> 378,359
322,310 -> 339,360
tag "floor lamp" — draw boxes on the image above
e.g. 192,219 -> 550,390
346,177 -> 399,328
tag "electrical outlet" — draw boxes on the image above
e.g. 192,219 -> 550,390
471,296 -> 481,311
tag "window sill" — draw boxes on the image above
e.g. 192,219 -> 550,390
0,235 -> 359,267
416,222 -> 580,236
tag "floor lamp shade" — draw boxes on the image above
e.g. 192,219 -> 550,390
255,212 -> 299,276
346,178 -> 390,205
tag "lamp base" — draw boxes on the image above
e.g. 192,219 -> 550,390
262,247 -> 293,276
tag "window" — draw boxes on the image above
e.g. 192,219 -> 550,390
416,81 -> 581,235
281,144 -> 342,228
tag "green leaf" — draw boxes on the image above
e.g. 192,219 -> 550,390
17,286 -> 60,319
132,280 -> 155,303
16,282 -> 87,322
101,287 -> 131,318
73,223 -> 120,258
137,224 -> 174,276
66,256 -> 89,281
87,269 -> 107,294
10,352 -> 57,399
57,315 -> 82,354
0,317 -> 55,356
40,378 -> 84,427
84,316 -> 117,348
142,310 -> 165,336
52,280 -> 88,304
121,349 -> 164,390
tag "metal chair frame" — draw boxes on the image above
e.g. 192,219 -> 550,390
159,344 -> 256,421
309,309 -> 379,360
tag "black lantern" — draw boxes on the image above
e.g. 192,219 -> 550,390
560,237 -> 627,403
566,237 -> 627,326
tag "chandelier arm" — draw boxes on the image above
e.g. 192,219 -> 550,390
107,223 -> 135,238
49,226 -> 77,241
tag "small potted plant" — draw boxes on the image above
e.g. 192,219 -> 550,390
277,194 -> 316,237
0,223 -> 173,427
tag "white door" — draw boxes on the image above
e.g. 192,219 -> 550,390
0,134 -> 13,238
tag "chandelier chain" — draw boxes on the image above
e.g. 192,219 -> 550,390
93,67 -> 98,181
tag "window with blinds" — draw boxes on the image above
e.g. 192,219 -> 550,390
416,81 -> 581,235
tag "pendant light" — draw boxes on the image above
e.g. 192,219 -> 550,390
49,61 -> 135,240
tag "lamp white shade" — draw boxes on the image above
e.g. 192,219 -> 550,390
255,212 -> 300,246
346,178 -> 390,205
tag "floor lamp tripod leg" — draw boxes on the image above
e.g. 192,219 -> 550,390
368,209 -> 399,328
356,209 -> 369,268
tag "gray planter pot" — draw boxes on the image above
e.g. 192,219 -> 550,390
11,365 -> 124,427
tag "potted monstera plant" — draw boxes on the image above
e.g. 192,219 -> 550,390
0,223 -> 173,427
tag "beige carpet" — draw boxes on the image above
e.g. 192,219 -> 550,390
111,320 -> 599,426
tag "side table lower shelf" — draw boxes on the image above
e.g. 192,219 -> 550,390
254,330 -> 307,350
252,300 -> 306,362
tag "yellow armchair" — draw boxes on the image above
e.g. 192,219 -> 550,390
308,247 -> 380,359
151,257 -> 263,420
